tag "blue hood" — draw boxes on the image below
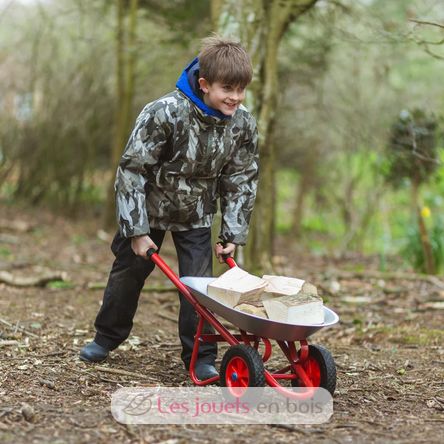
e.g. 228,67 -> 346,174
176,57 -> 231,120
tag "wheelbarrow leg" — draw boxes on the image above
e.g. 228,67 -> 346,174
276,340 -> 314,387
189,316 -> 219,386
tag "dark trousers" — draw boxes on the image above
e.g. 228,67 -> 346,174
94,227 -> 217,369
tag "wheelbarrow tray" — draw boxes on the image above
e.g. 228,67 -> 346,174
181,277 -> 339,341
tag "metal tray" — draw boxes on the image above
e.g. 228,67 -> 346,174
181,277 -> 339,341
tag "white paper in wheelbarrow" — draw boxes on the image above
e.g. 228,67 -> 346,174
207,269 -> 324,324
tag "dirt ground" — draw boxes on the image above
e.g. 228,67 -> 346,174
0,205 -> 443,443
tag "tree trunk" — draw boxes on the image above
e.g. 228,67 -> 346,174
123,0 -> 138,136
411,179 -> 435,274
104,0 -> 139,229
291,142 -> 321,237
292,171 -> 311,238
215,0 -> 318,273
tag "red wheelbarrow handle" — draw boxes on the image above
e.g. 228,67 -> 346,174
222,255 -> 237,268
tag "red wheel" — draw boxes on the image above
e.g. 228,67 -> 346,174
220,344 -> 265,399
225,356 -> 251,390
300,355 -> 322,387
292,344 -> 336,395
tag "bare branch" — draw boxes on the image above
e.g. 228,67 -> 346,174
414,38 -> 444,61
416,38 -> 444,45
409,18 -> 444,30
422,45 -> 444,61
411,148 -> 442,164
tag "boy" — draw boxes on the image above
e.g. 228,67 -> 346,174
80,36 -> 259,381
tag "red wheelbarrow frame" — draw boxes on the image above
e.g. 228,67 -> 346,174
149,250 -> 319,400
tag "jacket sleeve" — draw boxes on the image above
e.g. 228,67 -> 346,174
115,105 -> 171,238
218,118 -> 259,246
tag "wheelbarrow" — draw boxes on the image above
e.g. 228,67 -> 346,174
148,249 -> 339,400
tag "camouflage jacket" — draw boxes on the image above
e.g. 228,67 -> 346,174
115,58 -> 259,245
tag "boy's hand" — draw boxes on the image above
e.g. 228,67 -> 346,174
214,242 -> 236,264
131,235 -> 158,259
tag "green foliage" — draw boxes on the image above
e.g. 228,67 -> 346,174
402,216 -> 444,273
385,109 -> 440,187
0,247 -> 12,258
71,235 -> 87,246
47,280 -> 75,289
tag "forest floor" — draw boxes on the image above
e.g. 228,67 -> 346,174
0,204 -> 443,444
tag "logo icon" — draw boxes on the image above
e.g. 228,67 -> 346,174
122,392 -> 153,416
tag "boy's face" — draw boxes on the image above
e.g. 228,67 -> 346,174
198,78 -> 246,116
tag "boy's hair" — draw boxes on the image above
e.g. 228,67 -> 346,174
199,35 -> 253,88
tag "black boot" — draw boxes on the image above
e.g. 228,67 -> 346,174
195,362 -> 219,380
79,341 -> 109,363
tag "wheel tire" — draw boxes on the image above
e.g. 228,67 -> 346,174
291,344 -> 336,395
220,344 -> 265,403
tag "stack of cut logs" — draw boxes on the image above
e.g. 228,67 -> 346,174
207,267 -> 324,325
